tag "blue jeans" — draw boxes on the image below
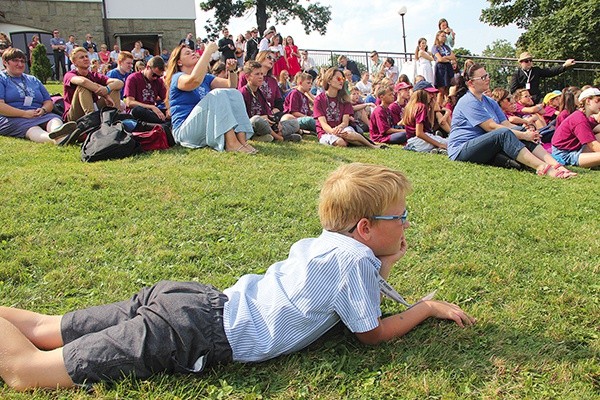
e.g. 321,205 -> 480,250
455,127 -> 526,164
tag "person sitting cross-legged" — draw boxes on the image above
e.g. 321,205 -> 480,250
124,56 -> 168,125
62,46 -> 122,122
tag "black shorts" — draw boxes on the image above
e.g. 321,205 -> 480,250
61,281 -> 233,384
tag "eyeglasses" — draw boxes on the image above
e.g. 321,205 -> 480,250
521,59 -> 532,63
471,74 -> 490,81
8,59 -> 26,64
348,209 -> 408,233
372,209 -> 409,224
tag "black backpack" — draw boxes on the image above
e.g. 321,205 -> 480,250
81,108 -> 142,162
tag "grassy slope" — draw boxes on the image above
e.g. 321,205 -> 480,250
0,134 -> 598,399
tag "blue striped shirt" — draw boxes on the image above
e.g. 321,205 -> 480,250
223,230 -> 382,363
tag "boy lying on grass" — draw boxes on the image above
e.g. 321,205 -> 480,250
0,163 -> 474,391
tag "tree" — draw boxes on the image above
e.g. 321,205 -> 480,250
453,47 -> 472,58
30,44 -> 53,84
480,0 -> 600,61
199,0 -> 332,40
481,39 -> 517,88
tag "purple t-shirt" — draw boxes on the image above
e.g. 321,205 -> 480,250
313,93 -> 354,138
389,101 -> 404,125
551,109 -> 598,151
284,88 -> 311,116
239,85 -> 272,117
238,73 -> 281,108
63,69 -> 108,120
404,103 -> 431,139
369,105 -> 394,143
555,109 -> 570,128
124,71 -> 166,105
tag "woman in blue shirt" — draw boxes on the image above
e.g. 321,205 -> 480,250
165,43 -> 256,154
0,48 -> 77,144
448,63 -> 575,178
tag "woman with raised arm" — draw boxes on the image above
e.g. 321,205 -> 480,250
165,44 -> 256,153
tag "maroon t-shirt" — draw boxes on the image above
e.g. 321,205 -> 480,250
284,88 -> 311,116
238,73 -> 281,108
239,85 -> 272,117
369,105 -> 394,143
313,93 -> 353,138
62,69 -> 108,120
389,101 -> 405,125
404,103 -> 431,139
551,109 -> 598,151
123,71 -> 166,105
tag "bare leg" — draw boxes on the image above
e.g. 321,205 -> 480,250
515,148 -> 566,178
236,132 -> 257,153
224,129 -> 254,153
0,306 -> 63,350
0,317 -> 73,390
344,131 -> 380,148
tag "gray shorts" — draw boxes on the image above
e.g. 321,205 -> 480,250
61,281 -> 233,384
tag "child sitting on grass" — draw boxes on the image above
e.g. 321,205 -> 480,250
369,87 -> 407,145
551,87 -> 600,168
314,68 -> 382,148
0,163 -> 474,391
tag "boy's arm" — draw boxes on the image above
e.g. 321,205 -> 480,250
355,300 -> 475,345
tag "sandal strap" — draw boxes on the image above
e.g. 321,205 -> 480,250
536,164 -> 551,176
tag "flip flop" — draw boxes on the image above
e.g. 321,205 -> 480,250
58,127 -> 82,146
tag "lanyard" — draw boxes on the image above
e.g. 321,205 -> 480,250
522,68 -> 533,84
378,275 -> 437,308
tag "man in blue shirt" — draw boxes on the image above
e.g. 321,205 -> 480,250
50,29 -> 67,80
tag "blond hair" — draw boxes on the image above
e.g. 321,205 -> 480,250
70,46 -> 88,62
319,163 -> 411,232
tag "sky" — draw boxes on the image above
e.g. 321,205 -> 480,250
195,0 -> 524,55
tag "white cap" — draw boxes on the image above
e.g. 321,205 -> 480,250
578,87 -> 600,102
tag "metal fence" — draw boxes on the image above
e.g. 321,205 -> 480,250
303,49 -> 600,94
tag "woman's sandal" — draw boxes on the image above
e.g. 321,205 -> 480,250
555,164 -> 577,178
536,164 -> 571,179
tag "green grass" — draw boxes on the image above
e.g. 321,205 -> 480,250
0,134 -> 598,399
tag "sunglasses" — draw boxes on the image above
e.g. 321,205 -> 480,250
521,59 -> 532,63
336,76 -> 345,82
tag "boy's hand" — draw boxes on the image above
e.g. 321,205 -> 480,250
424,300 -> 475,328
377,237 -> 407,279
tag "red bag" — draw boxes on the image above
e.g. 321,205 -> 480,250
131,125 -> 170,151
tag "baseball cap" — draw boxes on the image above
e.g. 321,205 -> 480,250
413,80 -> 438,93
394,82 -> 412,92
578,87 -> 600,102
542,90 -> 562,105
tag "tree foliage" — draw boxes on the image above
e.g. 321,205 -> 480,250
452,47 -> 472,58
480,0 -> 600,61
30,44 -> 53,84
481,39 -> 517,88
199,0 -> 332,41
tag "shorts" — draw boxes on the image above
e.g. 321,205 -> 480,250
319,126 -> 356,146
61,281 -> 232,384
551,145 -> 582,166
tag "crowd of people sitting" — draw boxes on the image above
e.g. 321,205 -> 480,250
1,21 -> 600,172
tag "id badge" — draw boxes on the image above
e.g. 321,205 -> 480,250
23,96 -> 33,107
525,83 -> 531,90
